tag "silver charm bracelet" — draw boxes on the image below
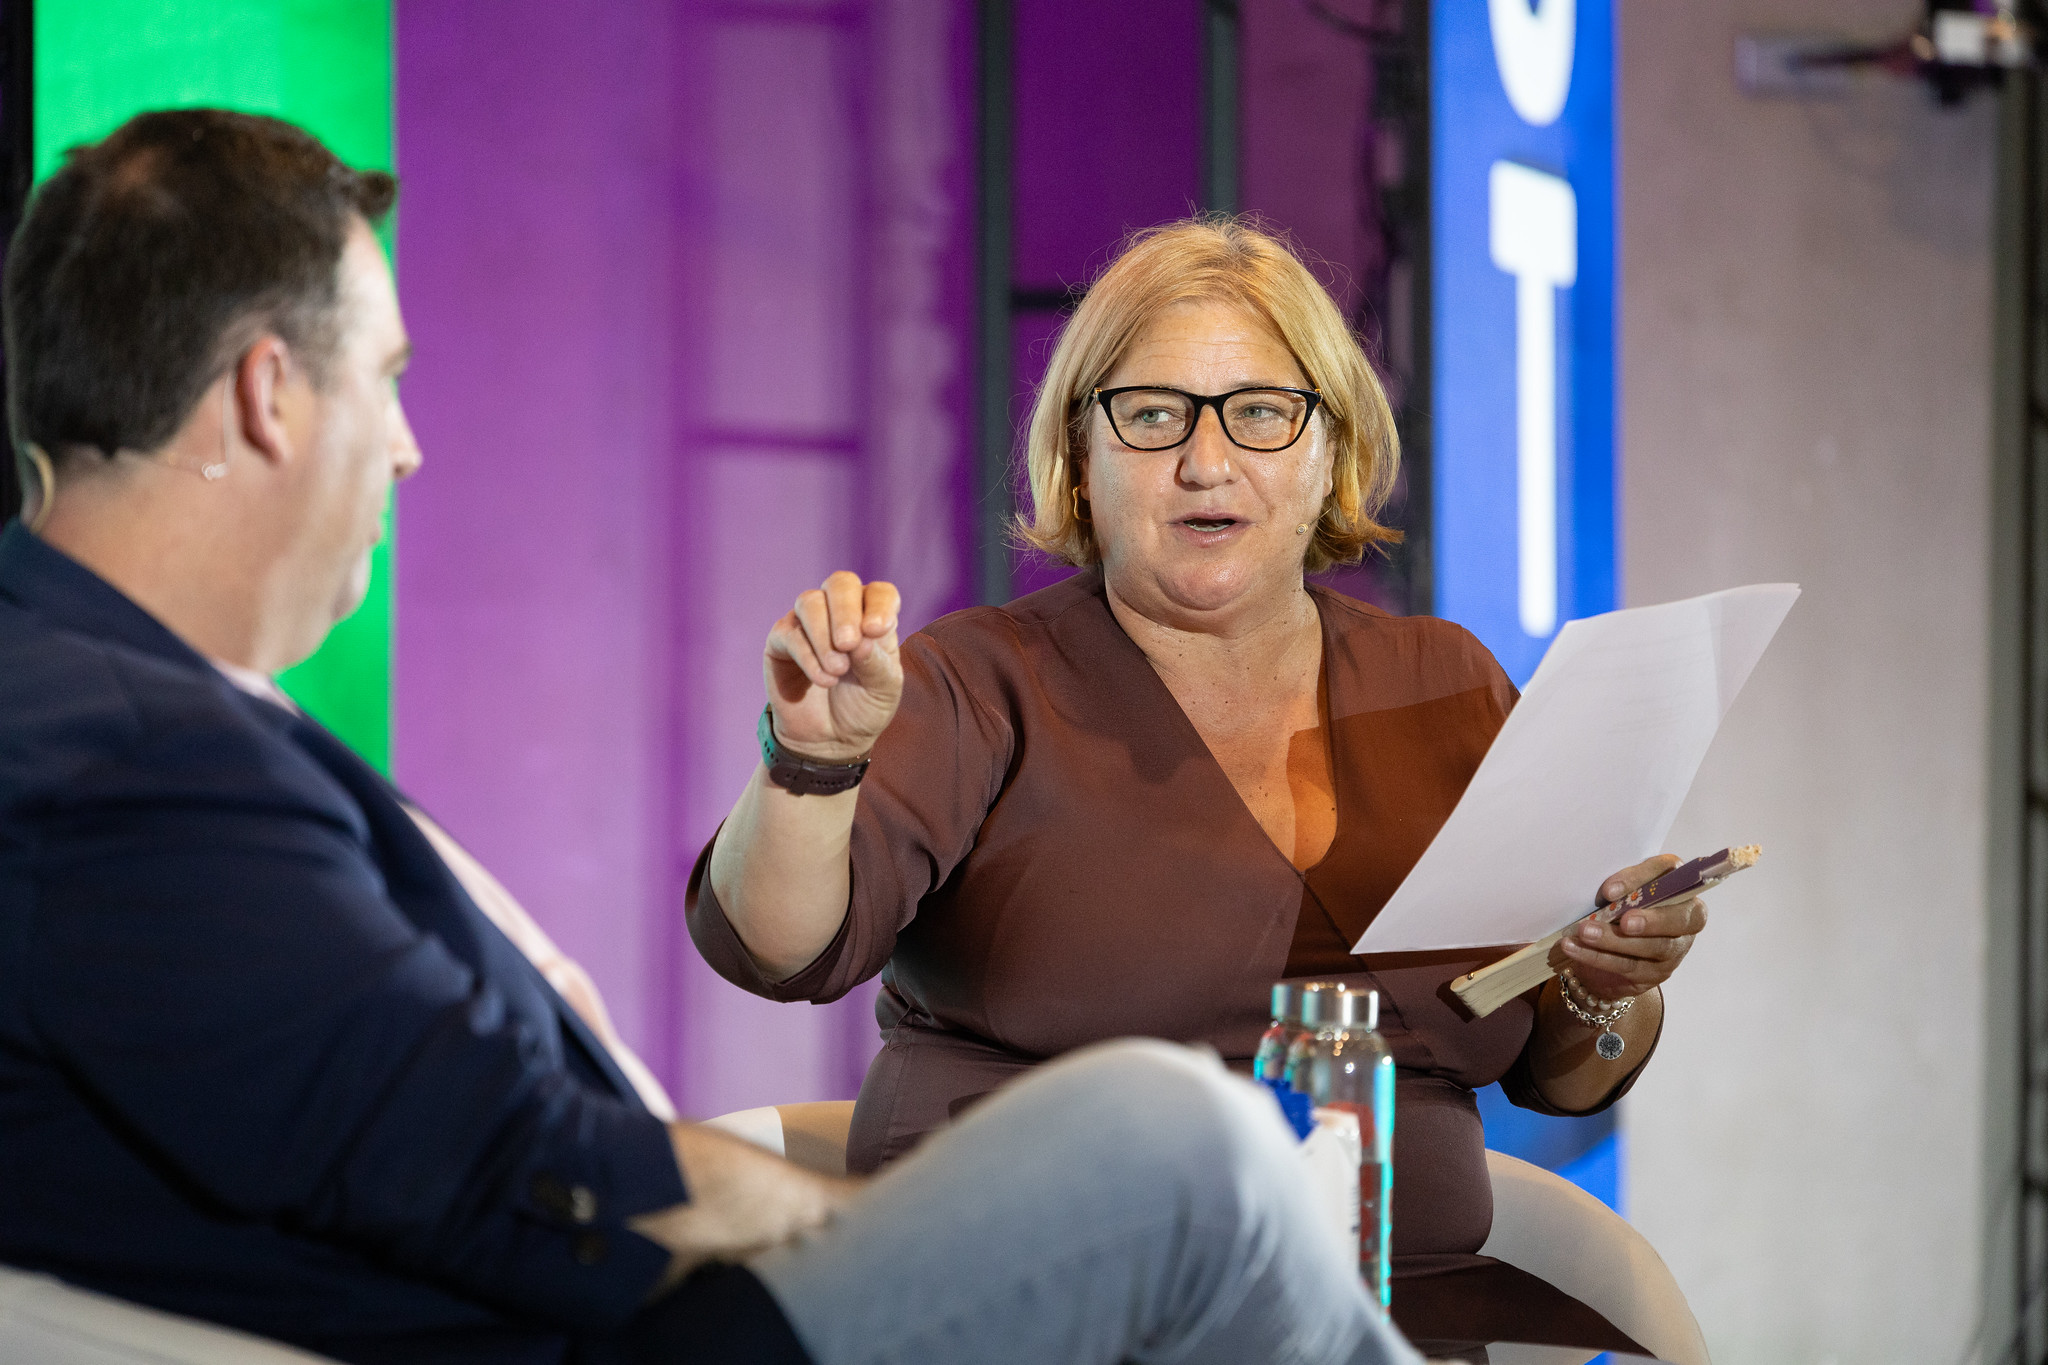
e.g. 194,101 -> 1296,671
1558,967 -> 1636,1061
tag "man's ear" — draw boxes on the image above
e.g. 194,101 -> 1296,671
232,335 -> 300,468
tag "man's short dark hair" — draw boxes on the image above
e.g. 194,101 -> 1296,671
4,108 -> 396,469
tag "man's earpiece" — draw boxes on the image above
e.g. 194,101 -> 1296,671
198,375 -> 231,481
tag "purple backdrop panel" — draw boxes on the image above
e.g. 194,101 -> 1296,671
866,0 -> 977,636
691,454 -> 859,819
1239,0 -> 1409,614
394,0 -> 681,1059
666,0 -> 969,1115
1007,1 -> 1204,595
1013,0 -> 1204,289
1008,307 -> 1077,598
704,20 -> 861,438
398,0 -> 970,1118
1240,0 -> 1374,321
677,450 -> 875,1118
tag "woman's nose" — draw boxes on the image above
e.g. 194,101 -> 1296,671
1177,407 -> 1234,486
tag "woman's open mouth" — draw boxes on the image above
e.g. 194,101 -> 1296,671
1181,516 -> 1238,533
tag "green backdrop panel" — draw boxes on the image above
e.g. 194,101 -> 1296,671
34,0 -> 395,771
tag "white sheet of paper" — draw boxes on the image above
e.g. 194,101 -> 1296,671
1350,583 -> 1801,954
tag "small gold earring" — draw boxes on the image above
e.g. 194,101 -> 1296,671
1295,522 -> 1309,536
1071,486 -> 1091,523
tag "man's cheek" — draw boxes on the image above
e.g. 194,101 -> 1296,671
335,549 -> 375,622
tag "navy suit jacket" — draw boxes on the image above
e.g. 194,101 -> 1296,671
0,523 -> 800,1364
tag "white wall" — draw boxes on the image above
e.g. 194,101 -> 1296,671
1617,3 -> 2002,1362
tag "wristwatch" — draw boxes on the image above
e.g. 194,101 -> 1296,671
757,706 -> 871,796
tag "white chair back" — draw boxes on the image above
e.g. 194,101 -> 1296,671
1479,1150 -> 1711,1365
0,1263 -> 340,1365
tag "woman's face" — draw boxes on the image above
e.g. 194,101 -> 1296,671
1080,298 -> 1334,624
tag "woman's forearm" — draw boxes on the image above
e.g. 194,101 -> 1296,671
1522,980 -> 1663,1114
706,765 -> 861,982
712,571 -> 904,983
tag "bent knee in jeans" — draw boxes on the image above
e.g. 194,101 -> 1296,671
967,1039 -> 1301,1209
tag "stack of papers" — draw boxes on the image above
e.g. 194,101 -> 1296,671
1350,584 -> 1801,955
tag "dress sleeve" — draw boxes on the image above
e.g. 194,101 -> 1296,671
1496,991 -> 1665,1117
685,628 -> 1015,1004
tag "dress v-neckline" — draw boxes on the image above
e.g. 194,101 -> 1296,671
1093,576 -> 1344,882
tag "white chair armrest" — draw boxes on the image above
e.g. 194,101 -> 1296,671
700,1104 -> 786,1156
705,1102 -> 855,1177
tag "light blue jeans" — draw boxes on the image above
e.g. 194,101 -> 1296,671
751,1039 -> 1423,1365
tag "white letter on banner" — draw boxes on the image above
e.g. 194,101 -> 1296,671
1489,161 -> 1576,638
1489,0 -> 1575,127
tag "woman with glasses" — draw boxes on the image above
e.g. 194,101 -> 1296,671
687,219 -> 1710,1353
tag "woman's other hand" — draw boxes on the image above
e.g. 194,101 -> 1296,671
764,571 -> 903,762
1558,854 -> 1710,999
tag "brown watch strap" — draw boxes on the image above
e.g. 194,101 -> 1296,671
757,706 -> 870,796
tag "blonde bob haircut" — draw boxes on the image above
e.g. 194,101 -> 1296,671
1016,216 -> 1401,574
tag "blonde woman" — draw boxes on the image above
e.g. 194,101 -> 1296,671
690,218 -> 1710,1352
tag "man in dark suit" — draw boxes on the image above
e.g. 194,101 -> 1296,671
0,109 -> 1417,1365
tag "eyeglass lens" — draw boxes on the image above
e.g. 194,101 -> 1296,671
1106,389 -> 1310,451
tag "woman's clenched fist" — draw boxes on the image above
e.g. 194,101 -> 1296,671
762,571 -> 903,764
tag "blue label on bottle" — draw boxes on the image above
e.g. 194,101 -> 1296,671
1261,1078 -> 1318,1141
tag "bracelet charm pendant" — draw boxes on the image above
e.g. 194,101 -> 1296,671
1559,965 -> 1636,1061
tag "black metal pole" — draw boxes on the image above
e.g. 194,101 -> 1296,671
1396,0 -> 1432,617
974,0 -> 1014,606
1200,0 -> 1239,216
2005,45 -> 2048,1365
2022,60 -> 2048,1363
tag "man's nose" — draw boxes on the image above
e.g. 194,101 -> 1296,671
1177,405 -> 1234,486
392,407 -> 423,481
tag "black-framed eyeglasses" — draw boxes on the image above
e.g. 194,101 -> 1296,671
1092,385 -> 1322,453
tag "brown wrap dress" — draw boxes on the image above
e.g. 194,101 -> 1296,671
688,567 -> 1656,1352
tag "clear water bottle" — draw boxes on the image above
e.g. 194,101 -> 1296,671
1253,983 -> 1295,1083
1282,982 -> 1334,1090
1302,987 -> 1395,1313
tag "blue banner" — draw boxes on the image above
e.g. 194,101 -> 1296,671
1433,0 -> 1621,1206
1434,0 -> 1615,687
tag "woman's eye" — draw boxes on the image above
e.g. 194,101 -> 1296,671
1134,407 -> 1175,425
1239,403 -> 1279,421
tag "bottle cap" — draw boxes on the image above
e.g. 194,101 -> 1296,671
1269,982 -> 1294,1022
1297,981 -> 1336,1026
1335,987 -> 1380,1031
